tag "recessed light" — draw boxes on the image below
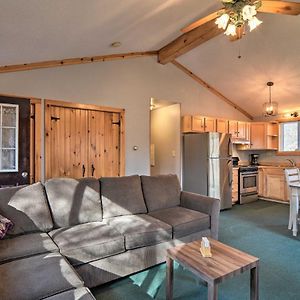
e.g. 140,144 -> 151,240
110,42 -> 122,48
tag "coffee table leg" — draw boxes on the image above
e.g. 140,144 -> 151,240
166,256 -> 174,300
208,282 -> 218,300
250,265 -> 259,300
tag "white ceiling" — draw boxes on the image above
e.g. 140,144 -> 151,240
0,0 -> 299,117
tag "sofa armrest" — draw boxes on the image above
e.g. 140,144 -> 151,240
180,191 -> 220,239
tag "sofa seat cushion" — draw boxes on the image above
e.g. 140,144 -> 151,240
44,287 -> 95,300
101,175 -> 147,218
49,222 -> 125,266
148,206 -> 210,239
0,182 -> 53,235
45,177 -> 102,228
141,175 -> 181,212
0,252 -> 83,300
0,232 -> 58,264
104,214 -> 172,250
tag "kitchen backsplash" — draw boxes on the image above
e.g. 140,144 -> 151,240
233,145 -> 300,166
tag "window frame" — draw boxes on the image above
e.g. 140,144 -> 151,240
0,103 -> 19,172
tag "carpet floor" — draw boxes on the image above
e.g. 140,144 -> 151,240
92,200 -> 300,299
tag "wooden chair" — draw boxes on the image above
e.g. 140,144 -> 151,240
285,168 -> 300,236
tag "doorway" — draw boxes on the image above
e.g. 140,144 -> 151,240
150,98 -> 181,180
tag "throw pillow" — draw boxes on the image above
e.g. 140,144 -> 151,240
0,214 -> 13,239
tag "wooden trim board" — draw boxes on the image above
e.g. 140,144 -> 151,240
172,60 -> 253,120
0,51 -> 158,74
45,99 -> 125,114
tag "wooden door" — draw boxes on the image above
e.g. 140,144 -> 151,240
46,105 -> 89,179
237,122 -> 247,139
192,116 -> 205,132
228,121 -> 238,138
250,123 -> 266,149
0,96 -> 30,187
204,117 -> 216,132
88,111 -> 121,177
45,101 -> 124,180
216,119 -> 228,133
264,169 -> 288,201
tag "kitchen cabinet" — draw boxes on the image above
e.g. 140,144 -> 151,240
250,122 -> 278,150
232,168 -> 239,203
228,120 -> 238,139
205,117 -> 217,132
182,115 -> 216,133
216,119 -> 229,133
258,167 -> 289,202
229,120 -> 251,142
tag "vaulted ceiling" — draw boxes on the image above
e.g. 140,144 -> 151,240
0,0 -> 299,117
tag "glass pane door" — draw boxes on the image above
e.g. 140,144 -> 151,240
0,104 -> 18,172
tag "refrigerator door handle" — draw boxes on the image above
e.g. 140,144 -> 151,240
228,137 -> 232,157
228,160 -> 233,186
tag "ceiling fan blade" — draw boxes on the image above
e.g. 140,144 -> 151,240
181,9 -> 225,33
258,1 -> 300,15
229,25 -> 245,42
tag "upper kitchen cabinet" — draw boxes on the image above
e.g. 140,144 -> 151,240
182,115 -> 216,133
251,122 -> 278,150
205,117 -> 217,132
237,122 -> 278,150
228,120 -> 250,142
216,119 -> 229,133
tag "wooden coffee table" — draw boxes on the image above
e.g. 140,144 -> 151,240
166,238 -> 259,300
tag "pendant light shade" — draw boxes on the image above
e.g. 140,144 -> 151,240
263,82 -> 278,116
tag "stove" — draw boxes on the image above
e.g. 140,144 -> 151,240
238,165 -> 259,204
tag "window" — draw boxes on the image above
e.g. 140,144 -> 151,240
279,121 -> 300,152
0,104 -> 19,172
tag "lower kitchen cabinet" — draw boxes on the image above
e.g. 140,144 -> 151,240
258,167 -> 289,202
232,168 -> 239,203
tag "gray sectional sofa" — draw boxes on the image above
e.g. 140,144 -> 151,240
0,174 -> 220,300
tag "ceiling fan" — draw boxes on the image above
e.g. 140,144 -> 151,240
181,0 -> 300,40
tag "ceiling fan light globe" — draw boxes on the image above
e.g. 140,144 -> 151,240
248,16 -> 263,32
224,23 -> 237,36
215,14 -> 230,29
242,5 -> 257,21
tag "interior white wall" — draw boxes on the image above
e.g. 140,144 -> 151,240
150,104 -> 181,179
0,56 -> 248,175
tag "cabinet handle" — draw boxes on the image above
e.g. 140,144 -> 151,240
91,164 -> 95,177
82,164 -> 85,177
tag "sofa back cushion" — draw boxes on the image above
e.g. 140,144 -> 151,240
141,174 -> 181,212
101,175 -> 147,218
0,183 -> 53,235
45,177 -> 102,228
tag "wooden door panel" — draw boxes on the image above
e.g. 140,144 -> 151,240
250,123 -> 266,149
216,119 -> 228,133
88,110 -> 105,178
228,121 -> 238,138
112,113 -> 120,176
204,118 -> 216,132
46,106 -> 88,179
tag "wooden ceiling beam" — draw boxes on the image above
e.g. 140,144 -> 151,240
172,60 -> 253,120
0,51 -> 158,73
158,20 -> 223,65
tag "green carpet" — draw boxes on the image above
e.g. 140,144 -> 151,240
92,200 -> 300,299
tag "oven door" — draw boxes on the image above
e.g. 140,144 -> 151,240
240,172 -> 258,194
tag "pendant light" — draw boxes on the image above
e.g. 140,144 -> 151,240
263,82 -> 278,116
